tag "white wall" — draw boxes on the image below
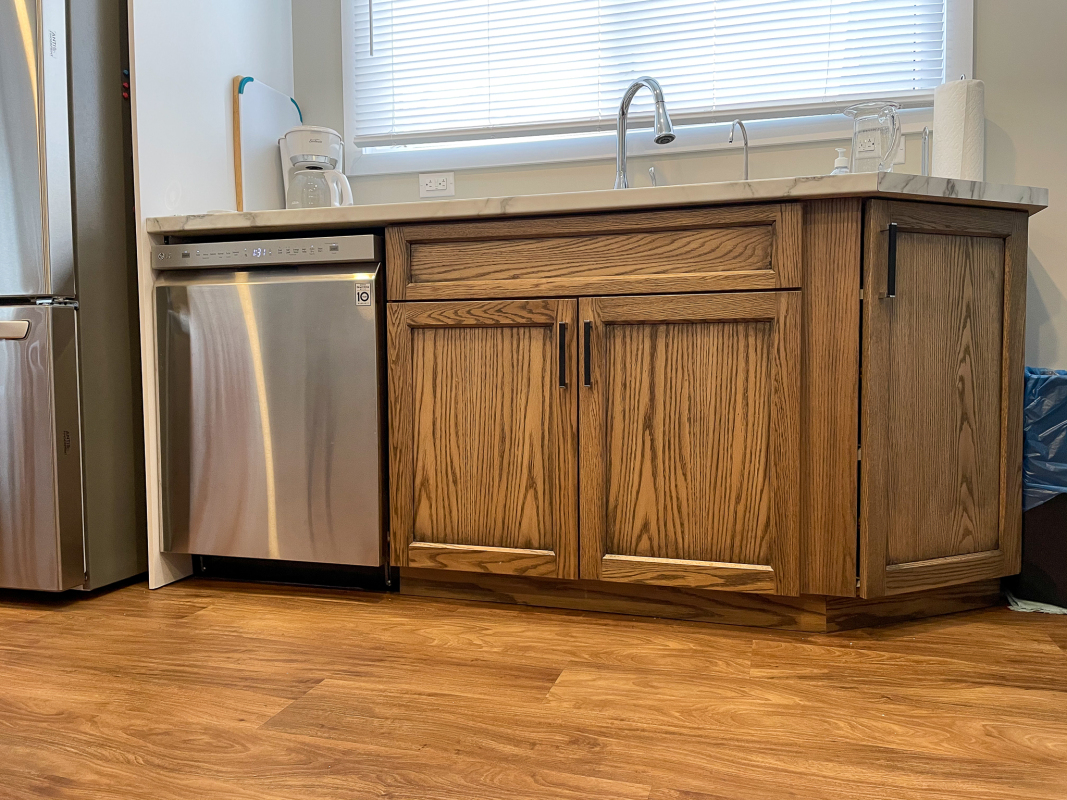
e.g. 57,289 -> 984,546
294,0 -> 1067,368
131,0 -> 294,218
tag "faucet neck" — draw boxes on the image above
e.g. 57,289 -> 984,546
616,77 -> 670,190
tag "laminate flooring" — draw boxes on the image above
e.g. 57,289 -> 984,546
1,578 -> 1065,800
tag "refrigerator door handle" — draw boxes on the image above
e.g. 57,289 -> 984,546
0,320 -> 30,340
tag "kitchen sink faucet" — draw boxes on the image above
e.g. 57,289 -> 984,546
729,119 -> 749,181
614,77 -> 676,189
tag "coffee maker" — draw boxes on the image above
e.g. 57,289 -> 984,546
279,126 -> 354,208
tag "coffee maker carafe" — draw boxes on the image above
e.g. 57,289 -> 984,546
279,126 -> 353,209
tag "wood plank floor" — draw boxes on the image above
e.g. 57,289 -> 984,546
1,579 -> 1066,800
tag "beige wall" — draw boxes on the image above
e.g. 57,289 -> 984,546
294,0 -> 1066,367
977,0 -> 1067,368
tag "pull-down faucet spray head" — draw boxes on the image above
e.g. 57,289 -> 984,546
653,103 -> 676,145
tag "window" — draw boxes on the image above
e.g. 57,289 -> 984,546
342,0 -> 972,171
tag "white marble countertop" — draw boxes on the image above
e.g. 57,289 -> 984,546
147,172 -> 1048,237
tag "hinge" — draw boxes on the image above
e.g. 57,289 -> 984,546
857,446 -> 862,461
859,289 -> 864,301
35,297 -> 79,308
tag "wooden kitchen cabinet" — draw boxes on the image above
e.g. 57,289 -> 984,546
578,292 -> 801,595
384,196 -> 1034,629
387,299 -> 579,579
859,201 -> 1027,598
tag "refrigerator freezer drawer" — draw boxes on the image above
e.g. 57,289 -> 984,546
0,306 -> 85,591
156,270 -> 383,566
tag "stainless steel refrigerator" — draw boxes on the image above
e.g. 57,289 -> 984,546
0,0 -> 146,590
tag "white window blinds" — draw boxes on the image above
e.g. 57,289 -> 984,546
344,0 -> 947,148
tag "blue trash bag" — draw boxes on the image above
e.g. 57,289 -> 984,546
1023,367 -> 1067,511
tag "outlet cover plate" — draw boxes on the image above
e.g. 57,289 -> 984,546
419,172 -> 455,198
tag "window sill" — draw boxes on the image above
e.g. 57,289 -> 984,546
344,108 -> 934,178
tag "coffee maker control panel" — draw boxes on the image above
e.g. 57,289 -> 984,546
152,235 -> 380,270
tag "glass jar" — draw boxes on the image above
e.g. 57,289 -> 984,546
844,102 -> 902,174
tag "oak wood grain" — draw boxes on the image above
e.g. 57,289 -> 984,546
1000,213 -> 1028,574
386,203 -> 803,300
394,272 -> 783,302
400,569 -> 1003,633
824,578 -> 1003,631
887,232 -> 1004,564
580,292 -> 801,595
860,201 -> 1025,597
400,567 -> 830,631
877,201 -> 1020,238
412,324 -> 553,550
799,198 -> 861,596
883,550 -> 1006,595
604,314 -> 773,566
388,299 -> 578,578
393,204 -> 787,242
410,226 -> 774,282
407,542 -> 558,576
600,554 -> 776,592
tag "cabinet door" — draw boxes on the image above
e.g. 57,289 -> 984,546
388,299 -> 578,578
860,201 -> 1027,597
579,292 -> 801,595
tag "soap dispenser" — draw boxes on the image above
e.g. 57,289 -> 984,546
831,148 -> 849,175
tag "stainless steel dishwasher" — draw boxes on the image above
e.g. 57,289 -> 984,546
153,235 -> 384,567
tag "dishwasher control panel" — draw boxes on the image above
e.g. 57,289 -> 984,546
152,234 -> 380,269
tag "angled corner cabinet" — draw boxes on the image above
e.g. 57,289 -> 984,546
383,197 -> 1028,631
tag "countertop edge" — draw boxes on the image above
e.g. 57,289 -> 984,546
146,173 -> 1049,237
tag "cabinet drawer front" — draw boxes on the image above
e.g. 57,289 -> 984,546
387,205 -> 802,300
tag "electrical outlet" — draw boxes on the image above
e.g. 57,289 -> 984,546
419,172 -> 455,198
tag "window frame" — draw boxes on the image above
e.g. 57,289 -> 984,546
341,0 -> 973,177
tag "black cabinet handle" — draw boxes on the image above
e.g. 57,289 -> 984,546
583,321 -> 592,388
558,322 -> 567,388
886,222 -> 897,299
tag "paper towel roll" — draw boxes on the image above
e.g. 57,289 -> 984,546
932,79 -> 985,182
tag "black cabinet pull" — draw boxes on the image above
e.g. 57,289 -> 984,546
886,222 -> 898,299
558,322 -> 567,388
583,320 -> 592,388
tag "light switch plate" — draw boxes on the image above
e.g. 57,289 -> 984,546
419,172 -> 455,198
893,137 -> 906,165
